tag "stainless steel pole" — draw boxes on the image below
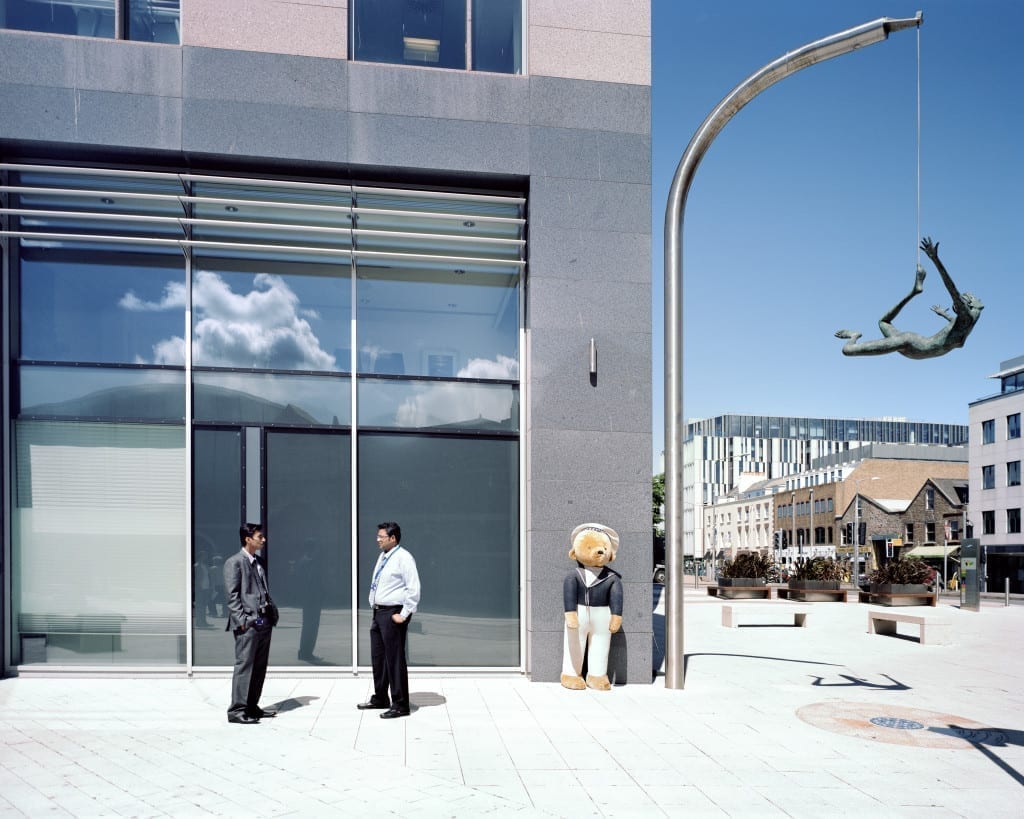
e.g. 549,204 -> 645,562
662,12 -> 921,689
853,489 -> 860,588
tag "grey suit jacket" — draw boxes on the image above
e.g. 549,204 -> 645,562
223,551 -> 267,632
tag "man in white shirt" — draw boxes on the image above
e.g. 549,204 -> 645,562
357,521 -> 420,719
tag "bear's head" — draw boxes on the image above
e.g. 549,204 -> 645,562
568,523 -> 620,568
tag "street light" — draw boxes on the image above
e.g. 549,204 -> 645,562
809,486 -> 814,558
791,491 -> 797,566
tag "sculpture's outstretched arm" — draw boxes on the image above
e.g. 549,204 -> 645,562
920,237 -> 961,307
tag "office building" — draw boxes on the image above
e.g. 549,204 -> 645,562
685,413 -> 968,558
969,354 -> 1024,592
0,2 -> 652,680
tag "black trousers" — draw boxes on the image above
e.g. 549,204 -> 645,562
369,605 -> 410,711
228,624 -> 272,718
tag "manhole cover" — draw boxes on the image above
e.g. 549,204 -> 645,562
798,702 -> 1000,749
870,717 -> 925,730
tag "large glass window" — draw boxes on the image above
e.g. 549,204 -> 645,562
1009,508 -> 1022,535
1009,413 -> 1021,440
21,249 -> 184,365
982,419 -> 995,444
0,1 -> 180,42
352,0 -> 465,69
1009,461 -> 1021,488
982,510 -> 995,536
357,433 -> 518,667
472,0 -> 522,73
7,162 -> 524,671
12,421 -> 186,665
982,465 -> 995,490
351,0 -> 522,74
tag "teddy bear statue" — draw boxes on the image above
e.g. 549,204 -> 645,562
561,522 -> 623,691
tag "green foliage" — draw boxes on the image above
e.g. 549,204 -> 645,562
868,558 -> 932,585
720,552 -> 773,580
790,556 -> 845,583
652,472 -> 665,534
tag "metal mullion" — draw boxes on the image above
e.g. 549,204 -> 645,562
353,185 -> 526,206
354,206 -> 525,228
352,227 -> 525,248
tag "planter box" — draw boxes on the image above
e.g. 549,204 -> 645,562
717,577 -> 767,599
787,580 -> 841,602
868,583 -> 931,606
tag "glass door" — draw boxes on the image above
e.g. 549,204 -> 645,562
266,430 -> 352,667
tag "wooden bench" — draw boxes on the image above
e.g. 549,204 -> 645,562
706,585 -> 772,600
858,590 -> 937,607
722,604 -> 809,628
867,610 -> 952,645
776,587 -> 848,602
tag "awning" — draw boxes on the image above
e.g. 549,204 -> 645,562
905,544 -> 960,559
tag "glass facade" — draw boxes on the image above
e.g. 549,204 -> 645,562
3,162 -> 524,670
0,1 -> 180,42
351,0 -> 522,74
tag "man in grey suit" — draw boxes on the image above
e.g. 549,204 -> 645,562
224,523 -> 277,724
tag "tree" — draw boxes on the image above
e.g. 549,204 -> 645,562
652,472 -> 665,535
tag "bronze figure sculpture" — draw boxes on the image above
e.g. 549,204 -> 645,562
835,237 -> 983,359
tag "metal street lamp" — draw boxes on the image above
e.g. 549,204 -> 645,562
661,13 -> 922,689
809,486 -> 814,557
791,491 -> 797,565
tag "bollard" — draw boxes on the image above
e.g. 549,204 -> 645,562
1007,577 -> 1011,607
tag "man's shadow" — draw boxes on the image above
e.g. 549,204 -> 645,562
268,695 -> 319,713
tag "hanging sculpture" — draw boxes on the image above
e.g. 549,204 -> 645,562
835,237 -> 983,359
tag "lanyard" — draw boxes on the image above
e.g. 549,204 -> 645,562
370,546 -> 401,596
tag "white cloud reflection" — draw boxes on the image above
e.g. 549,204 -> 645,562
122,272 -> 335,370
393,355 -> 518,427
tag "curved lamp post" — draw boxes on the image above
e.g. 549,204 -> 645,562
663,13 -> 922,689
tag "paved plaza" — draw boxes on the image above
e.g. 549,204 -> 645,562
2,584 -> 1022,818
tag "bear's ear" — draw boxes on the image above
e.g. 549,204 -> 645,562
568,546 -> 577,560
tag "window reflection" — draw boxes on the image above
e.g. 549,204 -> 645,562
21,249 -> 183,365
352,0 -> 467,69
127,0 -> 179,44
187,259 -> 350,372
472,0 -> 521,73
19,365 -> 184,421
2,0 -> 115,37
358,433 -> 519,667
356,263 -> 518,379
193,371 -> 350,427
358,378 -> 517,431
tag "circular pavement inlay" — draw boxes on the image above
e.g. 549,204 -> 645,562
797,702 -> 1004,749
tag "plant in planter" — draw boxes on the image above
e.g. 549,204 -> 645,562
788,556 -> 846,601
718,552 -> 772,598
867,558 -> 933,605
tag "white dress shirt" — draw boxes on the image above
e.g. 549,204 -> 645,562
369,546 -> 421,619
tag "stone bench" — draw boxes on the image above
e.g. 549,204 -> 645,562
867,610 -> 952,645
721,603 -> 809,628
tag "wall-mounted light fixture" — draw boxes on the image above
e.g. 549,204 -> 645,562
589,338 -> 597,386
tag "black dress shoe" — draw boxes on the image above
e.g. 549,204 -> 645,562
228,714 -> 260,724
356,700 -> 390,710
249,707 -> 277,718
379,708 -> 410,719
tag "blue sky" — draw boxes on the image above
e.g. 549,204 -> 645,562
651,0 -> 1024,468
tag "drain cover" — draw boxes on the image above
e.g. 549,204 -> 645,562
870,717 -> 925,730
798,702 -> 999,749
